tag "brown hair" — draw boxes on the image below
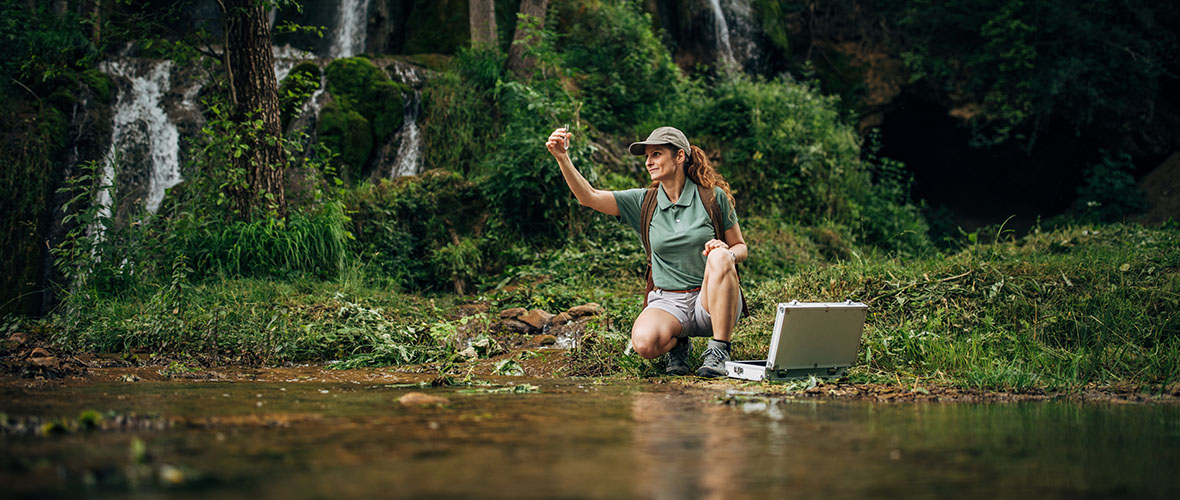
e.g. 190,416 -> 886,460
649,145 -> 736,211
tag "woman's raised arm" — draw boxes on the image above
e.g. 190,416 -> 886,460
546,127 -> 619,216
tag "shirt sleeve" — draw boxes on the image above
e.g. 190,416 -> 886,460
714,186 -> 738,230
612,188 -> 647,233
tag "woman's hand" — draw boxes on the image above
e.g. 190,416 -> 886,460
702,239 -> 730,257
546,127 -> 571,158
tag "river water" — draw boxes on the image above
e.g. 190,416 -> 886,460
2,376 -> 1178,499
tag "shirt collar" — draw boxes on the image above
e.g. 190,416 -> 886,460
657,178 -> 698,210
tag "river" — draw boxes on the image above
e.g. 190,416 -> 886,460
2,371 -> 1178,498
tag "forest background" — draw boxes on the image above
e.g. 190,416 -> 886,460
1,0 -> 1177,391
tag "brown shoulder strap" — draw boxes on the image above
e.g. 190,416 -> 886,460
698,184 -> 749,318
639,187 -> 658,308
698,184 -> 724,240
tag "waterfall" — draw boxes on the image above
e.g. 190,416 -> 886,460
388,63 -> 427,178
98,59 -> 183,214
328,0 -> 371,58
273,44 -> 317,82
708,0 -> 739,71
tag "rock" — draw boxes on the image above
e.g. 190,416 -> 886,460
30,356 -> 58,368
398,392 -> 449,406
29,347 -> 52,358
498,318 -> 533,335
535,335 -> 557,346
7,333 -> 27,345
456,303 -> 490,317
567,303 -> 603,318
519,309 -> 554,329
458,346 -> 478,359
551,312 -> 572,325
499,307 -> 527,319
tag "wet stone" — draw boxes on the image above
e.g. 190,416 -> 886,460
534,335 -> 557,346
551,312 -> 572,325
398,392 -> 449,406
567,303 -> 602,317
519,309 -> 554,329
499,307 -> 527,319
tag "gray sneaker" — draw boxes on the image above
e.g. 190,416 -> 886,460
696,339 -> 731,378
665,337 -> 692,375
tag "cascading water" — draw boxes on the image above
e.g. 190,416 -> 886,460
328,0 -> 371,58
97,59 -> 184,215
708,0 -> 739,71
388,62 -> 427,178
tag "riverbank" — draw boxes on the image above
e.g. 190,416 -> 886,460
6,224 -> 1178,395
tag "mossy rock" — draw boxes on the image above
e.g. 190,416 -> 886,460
317,102 -> 373,183
322,57 -> 408,179
279,61 -> 322,130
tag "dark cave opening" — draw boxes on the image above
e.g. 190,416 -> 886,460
877,96 -> 1100,233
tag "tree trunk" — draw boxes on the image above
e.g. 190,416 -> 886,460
469,0 -> 497,47
505,0 -> 549,79
220,0 -> 287,218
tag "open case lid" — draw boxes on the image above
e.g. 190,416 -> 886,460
765,300 -> 868,370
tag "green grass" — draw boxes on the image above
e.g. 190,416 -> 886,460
37,223 -> 1180,392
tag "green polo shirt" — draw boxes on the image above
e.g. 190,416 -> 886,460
613,179 -> 738,290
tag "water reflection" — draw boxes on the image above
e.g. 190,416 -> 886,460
1,380 -> 1179,499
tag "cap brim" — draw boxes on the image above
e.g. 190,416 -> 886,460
628,141 -> 661,155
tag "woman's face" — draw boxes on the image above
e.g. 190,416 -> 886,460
644,145 -> 684,182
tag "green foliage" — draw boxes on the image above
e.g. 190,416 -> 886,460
172,200 -> 348,279
419,47 -> 501,174
344,170 -> 486,291
477,78 -> 587,240
319,57 -> 407,181
1067,151 -> 1147,224
552,0 -> 684,133
0,0 -> 98,98
739,224 -> 1180,389
402,0 -> 470,55
278,61 -> 321,130
890,0 -> 1178,148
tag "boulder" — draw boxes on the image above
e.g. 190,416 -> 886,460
567,303 -> 603,318
519,309 -> 554,329
499,307 -> 527,319
551,312 -> 572,325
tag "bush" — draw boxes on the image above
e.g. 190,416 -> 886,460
345,170 -> 486,291
552,0 -> 684,133
419,47 -> 501,175
1068,151 -> 1147,224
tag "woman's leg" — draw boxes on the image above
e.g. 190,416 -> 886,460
699,250 -> 741,341
631,307 -> 683,359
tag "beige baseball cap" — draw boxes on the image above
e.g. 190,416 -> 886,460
628,126 -> 689,155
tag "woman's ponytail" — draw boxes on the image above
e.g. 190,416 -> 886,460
685,145 -> 736,211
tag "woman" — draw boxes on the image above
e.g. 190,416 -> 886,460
545,126 -> 747,377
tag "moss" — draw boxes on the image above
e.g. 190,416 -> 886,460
278,62 -> 322,130
317,102 -> 373,183
322,57 -> 407,182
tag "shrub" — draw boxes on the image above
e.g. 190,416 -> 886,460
552,0 -> 684,133
278,61 -> 321,130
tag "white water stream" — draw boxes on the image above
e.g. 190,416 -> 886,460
97,59 -> 183,215
329,0 -> 371,58
708,0 -> 739,72
389,63 -> 426,178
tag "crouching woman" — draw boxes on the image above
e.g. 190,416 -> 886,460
545,126 -> 747,377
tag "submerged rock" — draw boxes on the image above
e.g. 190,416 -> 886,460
398,392 -> 449,406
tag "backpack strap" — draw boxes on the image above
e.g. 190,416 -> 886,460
697,184 -> 749,318
639,187 -> 659,308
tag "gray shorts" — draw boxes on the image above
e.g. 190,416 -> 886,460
645,289 -> 742,338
